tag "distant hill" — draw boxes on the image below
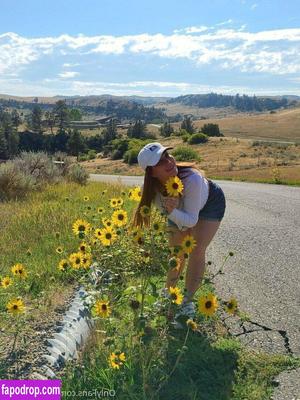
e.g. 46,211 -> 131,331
1,93 -> 299,121
167,93 -> 299,112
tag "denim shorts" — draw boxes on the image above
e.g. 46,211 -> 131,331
167,179 -> 226,227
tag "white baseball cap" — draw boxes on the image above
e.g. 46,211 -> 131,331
138,142 -> 173,170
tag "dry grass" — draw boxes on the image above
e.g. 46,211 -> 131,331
188,108 -> 300,142
81,136 -> 300,185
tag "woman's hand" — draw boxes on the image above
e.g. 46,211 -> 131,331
163,197 -> 179,214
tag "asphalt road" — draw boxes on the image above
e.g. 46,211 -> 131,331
90,174 -> 300,356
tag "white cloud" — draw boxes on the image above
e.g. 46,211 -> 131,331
63,63 -> 80,67
250,3 -> 258,10
1,77 -> 299,97
173,26 -> 209,34
1,27 -> 300,81
59,71 -> 80,78
216,19 -> 234,26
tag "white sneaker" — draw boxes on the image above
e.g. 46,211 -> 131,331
175,300 -> 196,320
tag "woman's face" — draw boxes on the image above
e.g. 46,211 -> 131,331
151,151 -> 178,183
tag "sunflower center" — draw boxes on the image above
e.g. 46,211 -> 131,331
172,183 -> 179,189
19,270 -> 23,274
170,293 -> 177,300
102,304 -> 107,311
205,301 -> 212,309
118,215 -> 124,220
13,305 -> 18,309
106,233 -> 112,239
186,241 -> 191,247
227,303 -> 233,309
79,225 -> 85,231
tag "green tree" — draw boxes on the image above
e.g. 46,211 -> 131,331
102,119 -> 118,145
0,128 -> 8,159
45,111 -> 56,134
69,108 -> 82,121
127,120 -> 147,139
11,110 -> 21,129
180,116 -> 194,134
4,124 -> 19,156
201,123 -> 223,137
54,100 -> 70,132
160,121 -> 174,137
67,129 -> 86,159
30,105 -> 43,133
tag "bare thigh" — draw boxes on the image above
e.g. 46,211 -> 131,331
190,219 -> 222,253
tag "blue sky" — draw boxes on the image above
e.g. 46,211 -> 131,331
1,0 -> 300,97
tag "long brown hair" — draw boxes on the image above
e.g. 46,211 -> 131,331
132,162 -> 205,228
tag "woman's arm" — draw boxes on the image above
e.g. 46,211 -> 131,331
167,174 -> 209,230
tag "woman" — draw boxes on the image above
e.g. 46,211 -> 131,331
133,142 -> 226,319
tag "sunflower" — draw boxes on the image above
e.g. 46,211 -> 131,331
165,176 -> 184,197
58,259 -> 69,272
56,246 -> 63,254
110,198 -> 118,208
224,298 -> 238,315
99,227 -> 117,246
168,257 -> 181,271
72,219 -> 91,237
130,187 -> 142,202
181,235 -> 197,254
97,207 -> 104,214
112,209 -> 128,227
1,276 -> 12,288
152,221 -> 163,234
7,298 -> 25,315
186,319 -> 198,331
136,235 -> 144,245
198,293 -> 218,317
94,300 -> 111,318
140,205 -> 150,218
94,228 -> 103,240
81,253 -> 92,269
108,351 -> 126,369
169,245 -> 182,257
102,217 -> 113,228
83,196 -> 89,202
116,198 -> 124,206
78,242 -> 91,253
169,287 -> 184,305
11,263 -> 28,279
69,252 -> 83,269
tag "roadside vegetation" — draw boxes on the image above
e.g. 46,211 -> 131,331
1,176 -> 299,398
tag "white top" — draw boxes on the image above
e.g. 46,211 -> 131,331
153,169 -> 209,231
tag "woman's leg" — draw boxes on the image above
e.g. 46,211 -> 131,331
166,227 -> 189,288
185,219 -> 221,300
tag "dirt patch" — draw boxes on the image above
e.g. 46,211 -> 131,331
0,283 -> 77,378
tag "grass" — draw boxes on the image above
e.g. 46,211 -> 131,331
81,136 -> 300,186
1,180 -> 299,397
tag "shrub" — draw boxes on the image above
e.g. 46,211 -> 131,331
88,150 -> 97,160
13,151 -> 63,185
201,123 -> 223,137
188,133 -> 208,145
124,148 -> 139,165
171,146 -> 200,162
0,161 -> 36,201
182,134 -> 190,143
78,154 -> 89,162
67,164 -> 89,185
